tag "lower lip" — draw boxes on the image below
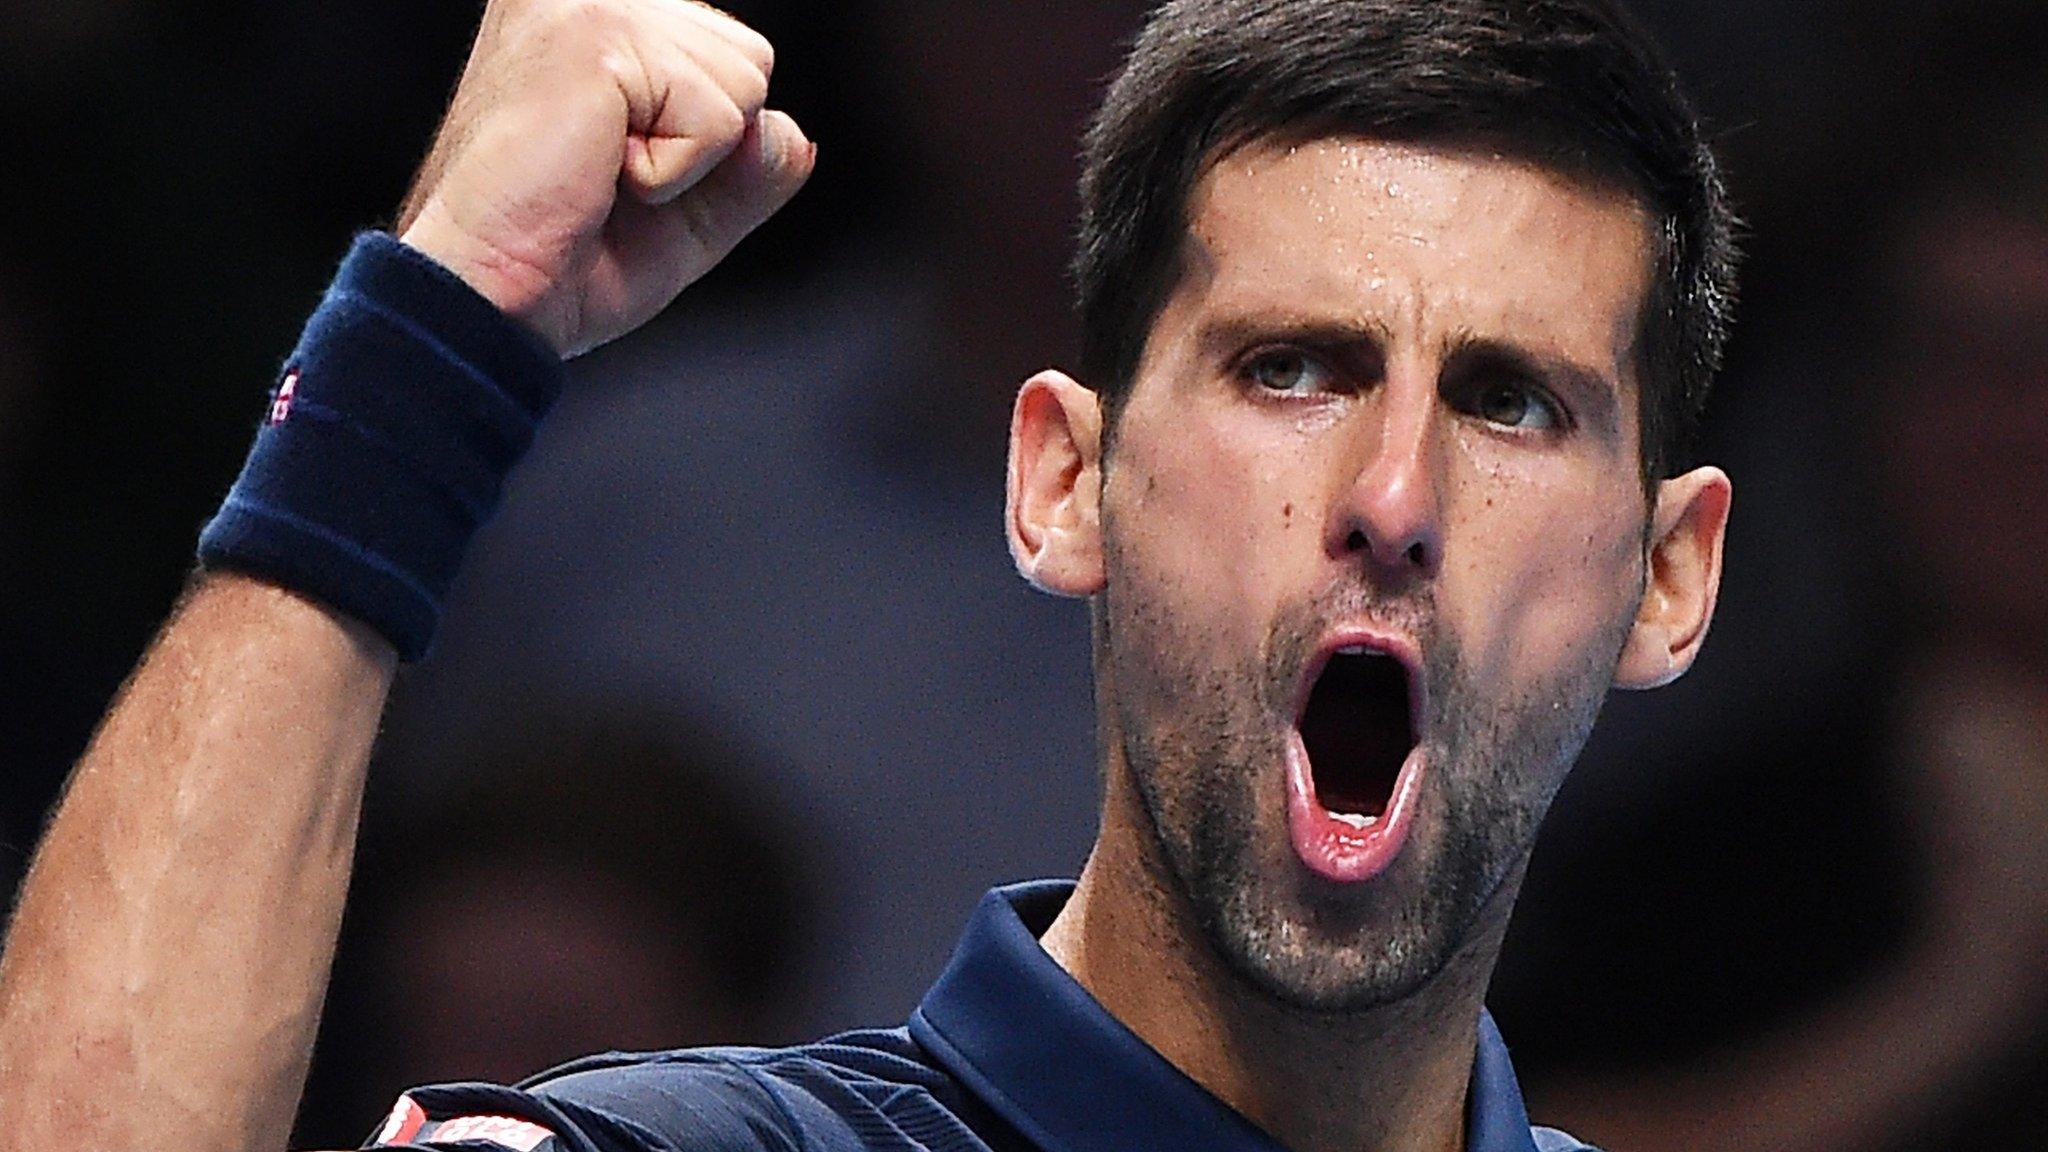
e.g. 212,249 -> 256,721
1284,735 -> 1424,884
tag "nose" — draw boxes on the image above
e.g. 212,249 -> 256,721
1329,372 -> 1444,578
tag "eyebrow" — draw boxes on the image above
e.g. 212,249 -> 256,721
1193,312 -> 1392,363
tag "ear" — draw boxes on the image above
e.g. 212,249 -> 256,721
1614,465 -> 1732,690
1006,369 -> 1106,597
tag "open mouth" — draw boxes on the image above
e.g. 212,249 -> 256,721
1297,646 -> 1417,822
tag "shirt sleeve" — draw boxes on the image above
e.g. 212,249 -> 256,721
360,1052 -> 811,1152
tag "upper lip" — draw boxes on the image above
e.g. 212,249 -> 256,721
1293,626 -> 1426,737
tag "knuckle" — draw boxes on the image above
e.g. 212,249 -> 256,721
555,0 -> 622,32
707,97 -> 746,141
746,33 -> 774,78
537,0 -> 629,60
734,65 -> 770,113
688,0 -> 774,74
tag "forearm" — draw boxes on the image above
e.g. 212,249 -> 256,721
0,572 -> 395,1152
0,4 -> 805,1147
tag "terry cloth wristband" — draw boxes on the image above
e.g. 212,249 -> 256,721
198,232 -> 566,661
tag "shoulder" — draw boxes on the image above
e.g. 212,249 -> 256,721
537,1030 -> 951,1142
367,1028 -> 966,1152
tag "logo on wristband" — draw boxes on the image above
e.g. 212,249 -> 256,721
267,368 -> 301,426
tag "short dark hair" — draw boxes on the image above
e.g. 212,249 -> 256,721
1075,0 -> 1738,484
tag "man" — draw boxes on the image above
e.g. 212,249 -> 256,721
0,1 -> 1734,1151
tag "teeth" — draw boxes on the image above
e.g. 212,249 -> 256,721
1334,645 -> 1388,658
1329,810 -> 1379,829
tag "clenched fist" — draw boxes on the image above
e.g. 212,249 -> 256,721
396,0 -> 814,356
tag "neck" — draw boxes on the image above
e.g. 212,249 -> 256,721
1042,770 -> 1513,1152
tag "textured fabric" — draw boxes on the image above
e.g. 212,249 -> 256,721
366,883 -> 1594,1152
199,232 -> 563,660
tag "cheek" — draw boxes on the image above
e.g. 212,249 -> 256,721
1442,443 -> 1644,683
1106,409 -> 1314,637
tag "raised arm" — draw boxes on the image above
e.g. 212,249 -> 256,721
0,4 -> 812,1150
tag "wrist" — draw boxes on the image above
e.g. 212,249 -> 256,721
398,205 -> 572,356
198,232 -> 567,661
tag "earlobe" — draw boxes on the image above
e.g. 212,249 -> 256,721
1614,466 -> 1732,690
1006,370 -> 1106,597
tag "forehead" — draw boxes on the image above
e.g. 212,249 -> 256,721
1169,137 -> 1655,386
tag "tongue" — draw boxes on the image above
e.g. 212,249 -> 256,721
1300,655 -> 1412,818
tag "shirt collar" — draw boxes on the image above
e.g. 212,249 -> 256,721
909,881 -> 1543,1152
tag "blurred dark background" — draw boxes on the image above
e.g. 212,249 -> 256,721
1,2 -> 2044,1150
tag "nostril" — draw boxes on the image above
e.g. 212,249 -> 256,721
1343,528 -> 1432,568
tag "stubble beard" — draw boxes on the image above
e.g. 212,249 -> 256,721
1102,575 -> 1626,1015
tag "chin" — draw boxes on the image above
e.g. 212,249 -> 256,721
1164,793 -> 1501,1015
1211,871 -> 1481,1013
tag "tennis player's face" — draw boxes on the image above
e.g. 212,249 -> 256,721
1094,139 -> 1661,1009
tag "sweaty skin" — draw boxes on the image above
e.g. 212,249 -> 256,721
1017,139 -> 1731,1152
0,3 -> 810,1151
0,12 -> 1731,1152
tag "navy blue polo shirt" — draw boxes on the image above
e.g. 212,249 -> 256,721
365,881 -> 1595,1152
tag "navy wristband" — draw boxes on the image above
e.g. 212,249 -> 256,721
198,232 -> 566,661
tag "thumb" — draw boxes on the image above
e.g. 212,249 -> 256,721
576,110 -> 814,353
670,110 -> 815,256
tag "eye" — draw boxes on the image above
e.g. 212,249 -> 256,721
1463,377 -> 1564,432
1242,348 -> 1337,395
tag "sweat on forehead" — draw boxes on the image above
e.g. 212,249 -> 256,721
1073,0 -> 1739,484
1147,138 -> 1651,448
